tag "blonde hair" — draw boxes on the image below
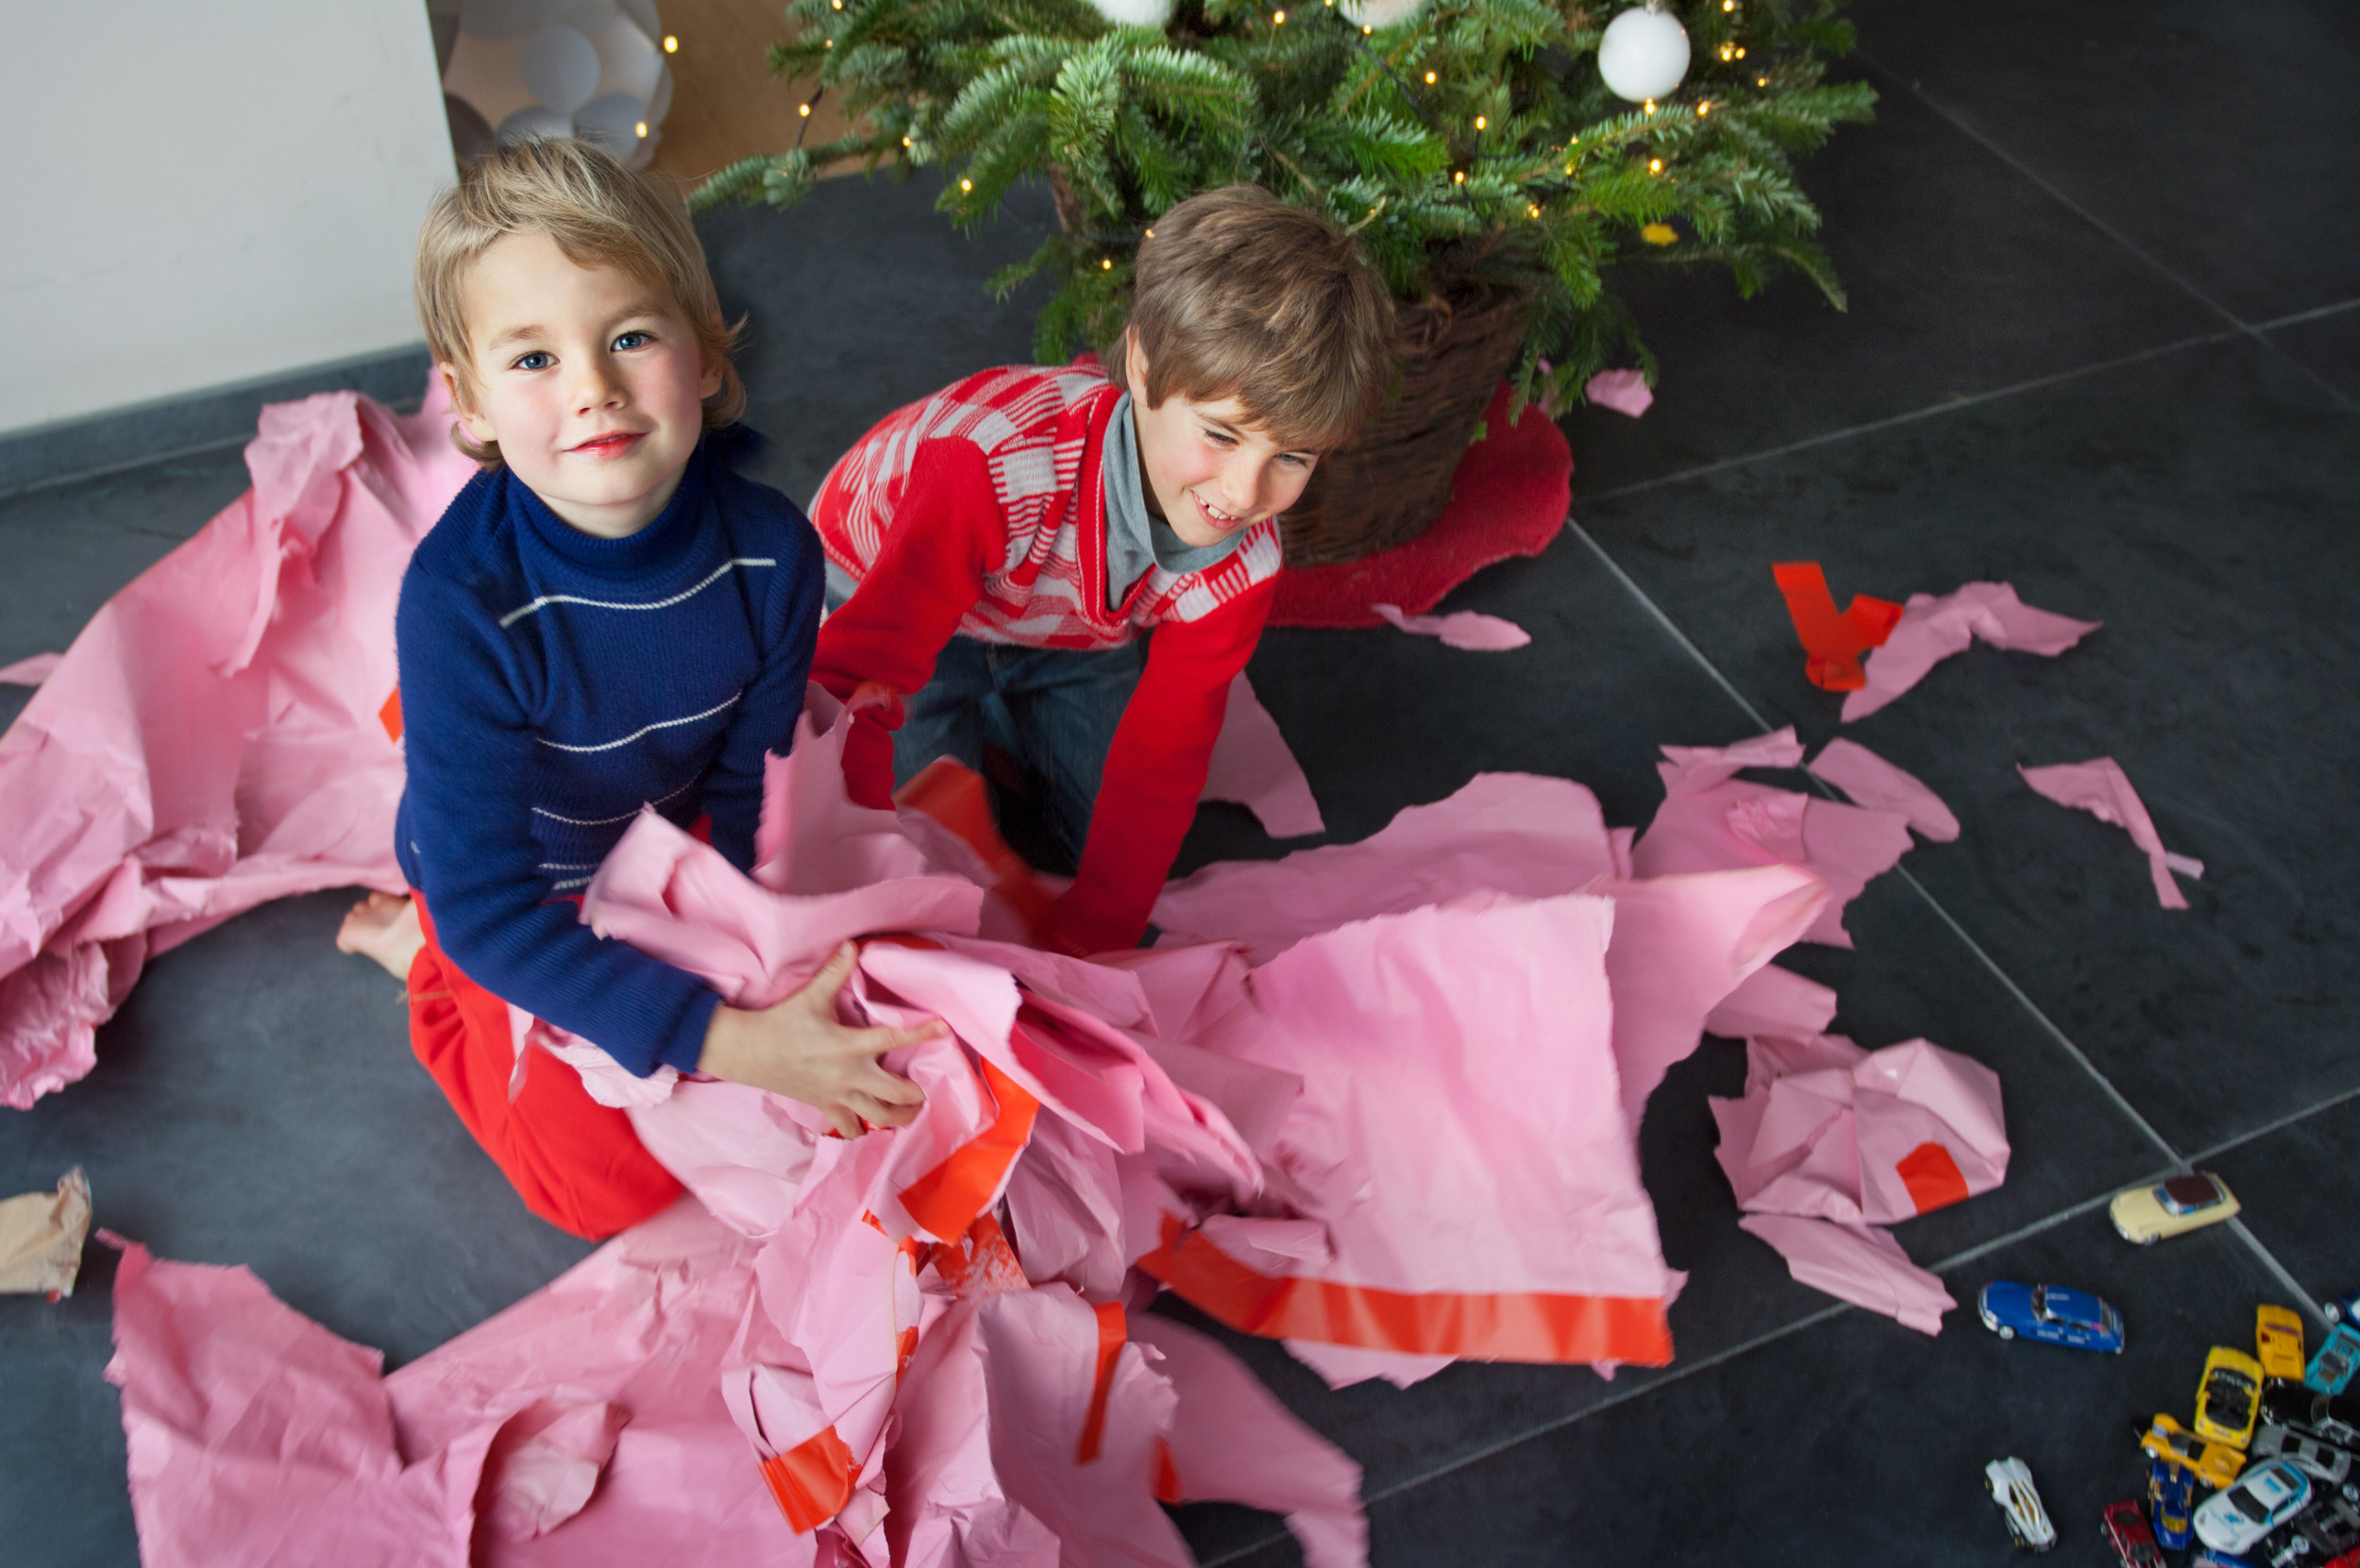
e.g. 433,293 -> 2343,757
1126,185 -> 1395,452
416,138 -> 744,465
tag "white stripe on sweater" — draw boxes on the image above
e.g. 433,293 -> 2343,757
531,775 -> 700,827
498,558 -> 777,628
535,691 -> 741,754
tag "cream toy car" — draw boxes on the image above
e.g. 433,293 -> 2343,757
1986,1457 -> 2058,1551
2112,1172 -> 2240,1244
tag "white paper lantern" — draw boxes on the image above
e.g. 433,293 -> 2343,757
1339,0 -> 1427,27
520,24 -> 602,113
1082,0 -> 1174,28
1597,5 -> 1690,102
445,0 -> 671,167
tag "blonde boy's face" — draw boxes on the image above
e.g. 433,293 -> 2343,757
1123,332 -> 1319,548
444,231 -> 720,539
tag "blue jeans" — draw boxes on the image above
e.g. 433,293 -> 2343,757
892,634 -> 1147,874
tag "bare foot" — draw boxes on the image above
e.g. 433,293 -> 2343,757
337,891 -> 425,981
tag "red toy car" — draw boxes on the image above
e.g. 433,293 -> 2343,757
2103,1499 -> 2167,1568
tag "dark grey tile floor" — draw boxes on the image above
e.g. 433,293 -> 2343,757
3,5 -> 2355,1563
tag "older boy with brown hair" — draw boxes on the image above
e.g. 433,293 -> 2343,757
811,184 -> 1395,954
339,138 -> 935,1239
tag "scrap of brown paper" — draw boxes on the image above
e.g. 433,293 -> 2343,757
0,1168 -> 91,1298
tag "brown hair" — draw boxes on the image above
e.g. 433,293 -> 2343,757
415,138 -> 744,465
1125,185 -> 1396,453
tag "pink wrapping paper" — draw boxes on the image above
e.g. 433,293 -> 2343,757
1735,1214 -> 1956,1335
1584,368 -> 1655,418
1844,581 -> 2102,722
0,385 -> 474,1107
1370,602 -> 1533,651
1631,729 -> 1914,949
1199,671 -> 1324,838
1703,962 -> 1839,1042
2019,756 -> 2203,910
1808,737 -> 1960,843
0,652 -> 60,686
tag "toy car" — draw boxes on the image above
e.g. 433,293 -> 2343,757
1987,1457 -> 2058,1551
2202,1346 -> 2270,1448
2265,1383 -> 2360,1452
2197,1459 -> 2312,1556
2323,1290 -> 2360,1327
2144,1412 -> 2250,1490
2311,1325 -> 2360,1396
2256,1422 -> 2356,1485
2193,1552 -> 2257,1568
1979,1281 -> 2126,1352
2112,1172 -> 2241,1243
2295,1489 -> 2360,1560
2103,1498 -> 2167,1567
2260,1306 -> 2309,1380
2153,1457 -> 2199,1550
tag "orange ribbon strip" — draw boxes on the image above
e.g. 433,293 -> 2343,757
378,687 -> 403,743
896,1057 -> 1040,1243
1074,1300 -> 1128,1464
1138,1215 -> 1674,1367
757,1424 -> 861,1535
892,757 -> 1059,938
1771,562 -> 1903,692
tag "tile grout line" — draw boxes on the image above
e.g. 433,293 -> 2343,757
2187,1080 -> 2360,1168
1566,519 -> 1778,729
2254,296 -> 2360,332
1855,51 -> 2360,416
1577,329 -> 2240,506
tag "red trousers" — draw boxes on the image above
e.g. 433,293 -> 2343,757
407,896 -> 683,1240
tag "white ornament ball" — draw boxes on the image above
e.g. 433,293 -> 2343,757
1340,0 -> 1428,28
1084,0 -> 1174,27
1597,6 -> 1690,102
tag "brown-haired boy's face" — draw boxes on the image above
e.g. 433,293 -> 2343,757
1124,334 -> 1319,547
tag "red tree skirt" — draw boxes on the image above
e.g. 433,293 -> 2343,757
1270,381 -> 1572,630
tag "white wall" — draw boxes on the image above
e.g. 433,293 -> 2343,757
2,2 -> 454,434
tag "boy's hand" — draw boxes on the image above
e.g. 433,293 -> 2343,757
697,943 -> 935,1138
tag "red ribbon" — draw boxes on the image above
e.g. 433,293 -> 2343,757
1771,562 -> 1903,692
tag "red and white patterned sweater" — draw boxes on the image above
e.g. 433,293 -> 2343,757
810,362 -> 1282,953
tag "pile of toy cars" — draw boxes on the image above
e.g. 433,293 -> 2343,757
2113,1297 -> 2360,1567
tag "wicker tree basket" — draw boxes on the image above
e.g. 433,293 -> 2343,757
1278,286 -> 1529,566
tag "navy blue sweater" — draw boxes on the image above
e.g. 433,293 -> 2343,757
394,430 -> 824,1076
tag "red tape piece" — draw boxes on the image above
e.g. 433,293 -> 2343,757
893,757 -> 1059,938
1152,1439 -> 1183,1505
378,687 -> 403,743
1074,1300 -> 1127,1464
1771,562 -> 1903,692
1138,1215 -> 1674,1366
1895,1140 -> 1972,1215
757,1425 -> 861,1534
895,1058 -> 1040,1242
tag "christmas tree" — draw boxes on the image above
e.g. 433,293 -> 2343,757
692,0 -> 1873,417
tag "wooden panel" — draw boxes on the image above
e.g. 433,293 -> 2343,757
647,0 -> 868,188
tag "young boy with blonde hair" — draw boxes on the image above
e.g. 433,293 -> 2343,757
339,138 -> 935,1239
812,184 -> 1395,954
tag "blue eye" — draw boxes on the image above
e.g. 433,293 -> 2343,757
514,350 -> 553,371
613,329 -> 651,351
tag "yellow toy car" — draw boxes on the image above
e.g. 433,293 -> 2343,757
2258,1305 -> 2308,1381
2110,1172 -> 2240,1243
2140,1413 -> 2247,1490
2196,1346 -> 2267,1448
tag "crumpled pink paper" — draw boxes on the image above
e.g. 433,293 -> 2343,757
1198,671 -> 1324,838
1631,728 -> 1915,949
1703,962 -> 1838,1043
0,383 -> 474,1108
0,652 -> 61,687
1585,368 -> 1655,418
1370,602 -> 1532,651
1844,581 -> 2102,722
2019,756 -> 2202,910
1808,737 -> 1960,843
1735,1214 -> 1956,1335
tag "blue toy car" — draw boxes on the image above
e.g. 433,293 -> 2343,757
2322,1289 -> 2360,1327
1978,1280 -> 2125,1352
2151,1457 -> 2198,1550
2311,1324 -> 2360,1396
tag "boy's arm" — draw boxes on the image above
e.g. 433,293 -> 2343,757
1050,575 -> 1279,954
809,439 -> 1002,808
697,506 -> 826,871
397,572 -> 720,1076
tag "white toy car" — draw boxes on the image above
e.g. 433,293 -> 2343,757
2194,1458 -> 2311,1556
1985,1457 -> 2058,1551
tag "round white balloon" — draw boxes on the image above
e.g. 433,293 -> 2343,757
1340,0 -> 1427,27
521,24 -> 603,112
573,92 -> 648,158
1597,7 -> 1689,102
1083,0 -> 1173,27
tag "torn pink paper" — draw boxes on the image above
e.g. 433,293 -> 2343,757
1371,602 -> 1533,651
1632,729 -> 1914,949
0,652 -> 60,687
1199,671 -> 1324,838
1585,368 -> 1655,418
1704,962 -> 1838,1042
1808,737 -> 1960,842
2019,757 -> 2203,910
0,382 -> 476,1107
1736,1214 -> 1956,1335
1844,581 -> 2102,722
